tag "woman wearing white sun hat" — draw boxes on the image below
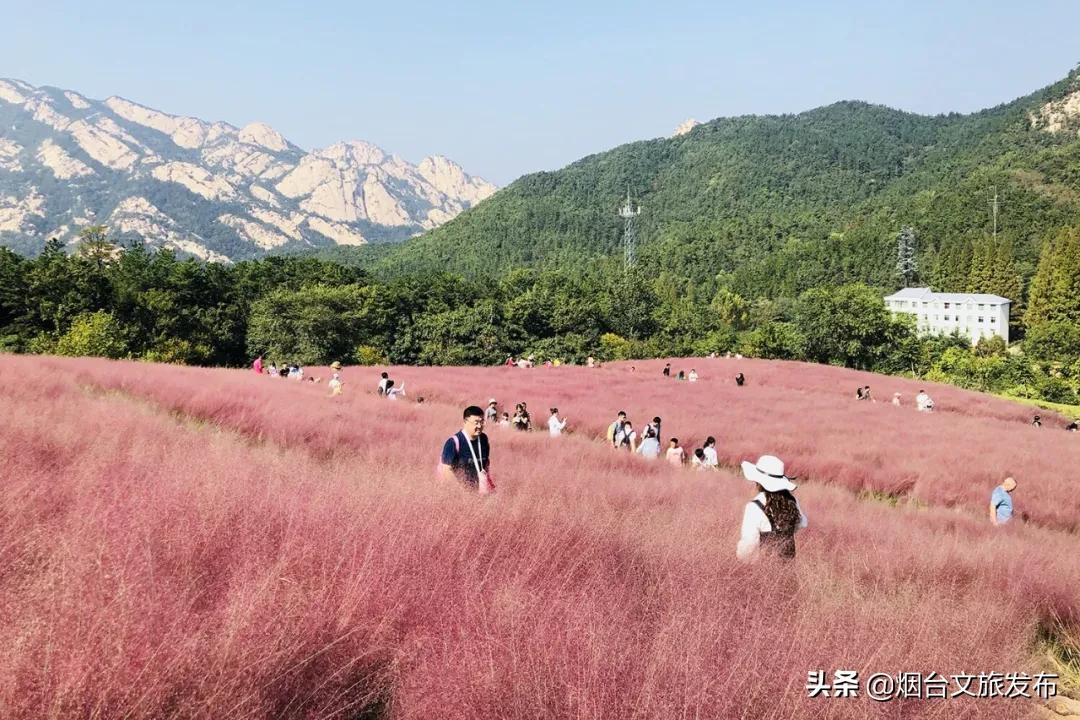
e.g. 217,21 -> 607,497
736,455 -> 808,561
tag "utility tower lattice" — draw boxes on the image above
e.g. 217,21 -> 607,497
896,226 -> 918,285
618,189 -> 641,270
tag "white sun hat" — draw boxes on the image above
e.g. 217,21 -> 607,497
741,455 -> 797,492
488,398 -> 497,405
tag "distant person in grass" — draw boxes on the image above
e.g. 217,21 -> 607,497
485,399 -> 499,424
665,438 -> 685,467
378,372 -> 390,396
636,426 -> 660,459
892,392 -> 902,406
646,416 -> 662,445
916,389 -> 934,412
1031,415 -> 1042,428
856,387 -> 864,400
1067,421 -> 1079,432
863,385 -> 873,402
616,420 -> 638,452
607,411 -> 627,447
439,405 -> 494,494
735,372 -> 745,387
688,369 -> 698,382
663,363 -> 671,377
703,436 -> 719,469
990,477 -> 1017,526
737,455 -> 807,561
547,407 -> 568,437
386,381 -> 406,400
676,370 -> 686,381
328,361 -> 343,396
512,404 -> 530,432
692,448 -> 707,470
252,355 -> 263,374
267,362 -> 277,377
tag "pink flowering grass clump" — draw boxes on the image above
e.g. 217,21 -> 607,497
0,354 -> 1077,719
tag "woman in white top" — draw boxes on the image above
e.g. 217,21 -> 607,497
736,455 -> 808,561
636,426 -> 660,459
547,407 -> 568,437
688,369 -> 698,382
702,436 -> 719,469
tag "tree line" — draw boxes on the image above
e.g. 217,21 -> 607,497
2,224 -> 1078,407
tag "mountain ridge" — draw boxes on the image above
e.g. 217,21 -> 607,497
363,67 -> 1080,299
0,78 -> 496,261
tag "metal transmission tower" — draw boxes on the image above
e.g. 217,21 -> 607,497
896,226 -> 918,285
618,189 -> 641,270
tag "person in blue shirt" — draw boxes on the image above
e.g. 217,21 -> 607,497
990,477 -> 1017,525
439,405 -> 493,493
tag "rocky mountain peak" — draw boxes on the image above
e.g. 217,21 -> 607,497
0,78 -> 498,261
238,122 -> 290,152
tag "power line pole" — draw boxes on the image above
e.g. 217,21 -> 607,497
618,187 -> 640,271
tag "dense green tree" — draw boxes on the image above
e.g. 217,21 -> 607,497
54,311 -> 130,359
1026,226 -> 1080,328
246,284 -> 392,365
793,284 -> 914,369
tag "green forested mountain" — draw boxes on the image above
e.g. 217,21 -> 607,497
367,67 -> 1080,305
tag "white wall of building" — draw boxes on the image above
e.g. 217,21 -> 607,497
884,289 -> 1010,345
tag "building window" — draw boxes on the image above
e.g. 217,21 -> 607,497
978,304 -> 985,310
990,317 -> 997,324
944,315 -> 950,321
978,317 -> 984,323
944,302 -> 950,309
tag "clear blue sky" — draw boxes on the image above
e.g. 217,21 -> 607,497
2,0 -> 1078,185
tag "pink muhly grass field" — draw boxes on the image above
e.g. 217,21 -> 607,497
0,354 -> 1076,719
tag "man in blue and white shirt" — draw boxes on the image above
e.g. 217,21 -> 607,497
990,477 -> 1017,525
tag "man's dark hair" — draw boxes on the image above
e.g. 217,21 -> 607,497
381,372 -> 388,378
618,410 -> 626,417
463,405 -> 484,420
706,436 -> 716,446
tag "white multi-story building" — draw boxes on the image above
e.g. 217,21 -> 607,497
884,288 -> 1011,344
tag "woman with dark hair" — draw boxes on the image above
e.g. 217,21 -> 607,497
735,372 -> 745,387
736,455 -> 807,560
702,436 -> 719,469
636,426 -> 660,459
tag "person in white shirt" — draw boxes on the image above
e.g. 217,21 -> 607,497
378,372 -> 390,396
688,369 -> 698,382
915,389 -> 934,412
736,455 -> 808,561
386,381 -> 406,400
636,427 -> 660,459
702,436 -> 719,469
547,407 -> 568,437
665,438 -> 685,467
485,399 -> 499,424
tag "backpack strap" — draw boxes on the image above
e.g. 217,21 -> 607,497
752,499 -> 767,515
452,433 -> 460,453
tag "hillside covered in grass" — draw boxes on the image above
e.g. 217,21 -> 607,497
2,354 -> 1078,718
